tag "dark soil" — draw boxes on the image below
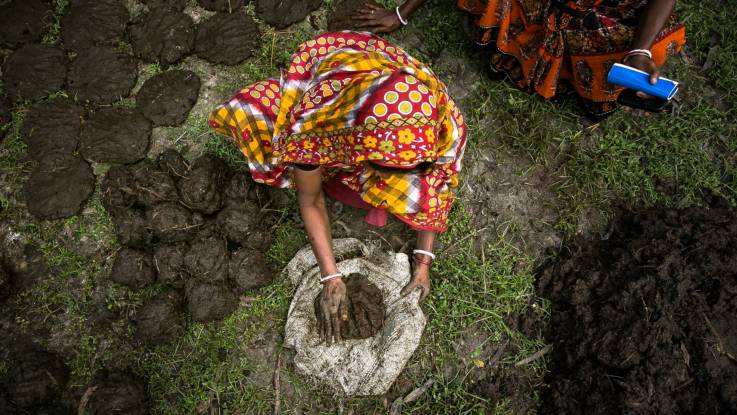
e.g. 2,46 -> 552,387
177,154 -> 226,214
23,153 -> 95,220
130,8 -> 195,66
229,248 -> 273,292
81,371 -> 149,415
21,98 -> 84,161
142,0 -> 187,12
3,44 -> 67,101
61,0 -> 130,51
194,12 -> 261,65
134,289 -> 186,345
538,207 -> 737,414
255,0 -> 323,29
327,0 -> 381,32
3,347 -> 69,410
67,46 -> 137,104
198,0 -> 247,12
184,236 -> 229,283
314,274 -> 385,340
79,107 -> 151,164
0,0 -> 52,48
185,279 -> 238,322
111,248 -> 156,289
136,70 -> 201,126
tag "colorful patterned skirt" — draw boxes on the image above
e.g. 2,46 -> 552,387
457,0 -> 686,115
209,31 -> 467,231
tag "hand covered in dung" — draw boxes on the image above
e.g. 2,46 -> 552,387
316,277 -> 348,345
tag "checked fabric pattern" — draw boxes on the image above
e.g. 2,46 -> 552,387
209,31 -> 467,231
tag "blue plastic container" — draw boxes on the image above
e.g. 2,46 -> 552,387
607,63 -> 679,100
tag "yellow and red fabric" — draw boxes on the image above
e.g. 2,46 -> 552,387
457,0 -> 686,114
209,31 -> 467,231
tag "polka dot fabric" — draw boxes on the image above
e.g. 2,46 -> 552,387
209,31 -> 467,231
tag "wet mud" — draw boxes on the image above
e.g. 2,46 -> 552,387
80,371 -> 149,415
0,0 -> 52,48
3,44 -> 67,101
195,12 -> 261,65
102,150 -> 279,326
255,0 -> 323,30
314,274 -> 385,340
61,0 -> 130,51
21,98 -> 84,161
23,153 -> 95,220
136,70 -> 201,126
79,107 -> 152,164
198,0 -> 246,12
327,0 -> 381,32
67,46 -> 137,104
130,8 -> 195,66
538,207 -> 737,414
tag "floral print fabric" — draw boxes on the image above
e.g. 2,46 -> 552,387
209,31 -> 467,231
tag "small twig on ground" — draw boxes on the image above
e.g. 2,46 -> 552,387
273,352 -> 282,415
514,344 -> 552,367
389,397 -> 403,415
77,385 -> 97,415
403,379 -> 435,404
488,340 -> 508,370
702,312 -> 737,363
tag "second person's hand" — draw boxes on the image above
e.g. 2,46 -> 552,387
352,4 -> 402,34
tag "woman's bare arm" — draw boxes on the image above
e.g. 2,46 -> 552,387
625,0 -> 677,83
401,229 -> 436,301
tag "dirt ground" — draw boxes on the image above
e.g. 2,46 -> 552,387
538,206 -> 737,414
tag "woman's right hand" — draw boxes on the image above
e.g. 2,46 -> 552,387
318,278 -> 348,345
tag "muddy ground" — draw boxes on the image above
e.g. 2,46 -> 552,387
538,206 -> 737,414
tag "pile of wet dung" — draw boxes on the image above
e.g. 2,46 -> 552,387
195,12 -> 261,65
0,0 -> 51,48
61,0 -> 130,51
23,152 -> 95,220
538,207 -> 737,414
327,0 -> 381,32
21,98 -> 84,160
198,0 -> 246,12
314,274 -> 385,340
255,0 -> 323,29
79,371 -> 149,414
136,70 -> 201,126
130,7 -> 195,66
103,149 -> 278,327
79,106 -> 152,164
67,46 -> 138,104
1,345 -> 70,413
2,44 -> 67,101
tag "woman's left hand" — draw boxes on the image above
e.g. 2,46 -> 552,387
401,261 -> 431,301
352,4 -> 402,34
623,54 -> 660,85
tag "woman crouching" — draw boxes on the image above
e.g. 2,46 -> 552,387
209,31 -> 467,344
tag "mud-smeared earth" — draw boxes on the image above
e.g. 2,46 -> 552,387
538,207 -> 737,414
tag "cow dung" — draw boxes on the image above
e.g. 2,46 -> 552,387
184,237 -> 229,283
68,46 -> 137,104
110,248 -> 156,289
23,153 -> 95,220
229,248 -> 274,292
79,107 -> 151,164
198,0 -> 246,12
185,280 -> 238,322
61,0 -> 130,51
5,348 -> 69,409
157,148 -> 190,179
177,155 -> 227,214
136,70 -> 201,126
153,244 -> 187,288
3,44 -> 67,101
146,202 -> 204,243
195,12 -> 261,65
109,208 -> 151,248
134,290 -> 186,345
255,0 -> 323,29
130,8 -> 195,66
21,98 -> 84,161
141,0 -> 187,11
0,0 -> 52,48
81,372 -> 149,415
313,274 -> 385,340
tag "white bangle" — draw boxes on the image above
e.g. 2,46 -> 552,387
319,273 -> 343,283
395,7 -> 408,26
412,249 -> 435,260
625,48 -> 652,60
